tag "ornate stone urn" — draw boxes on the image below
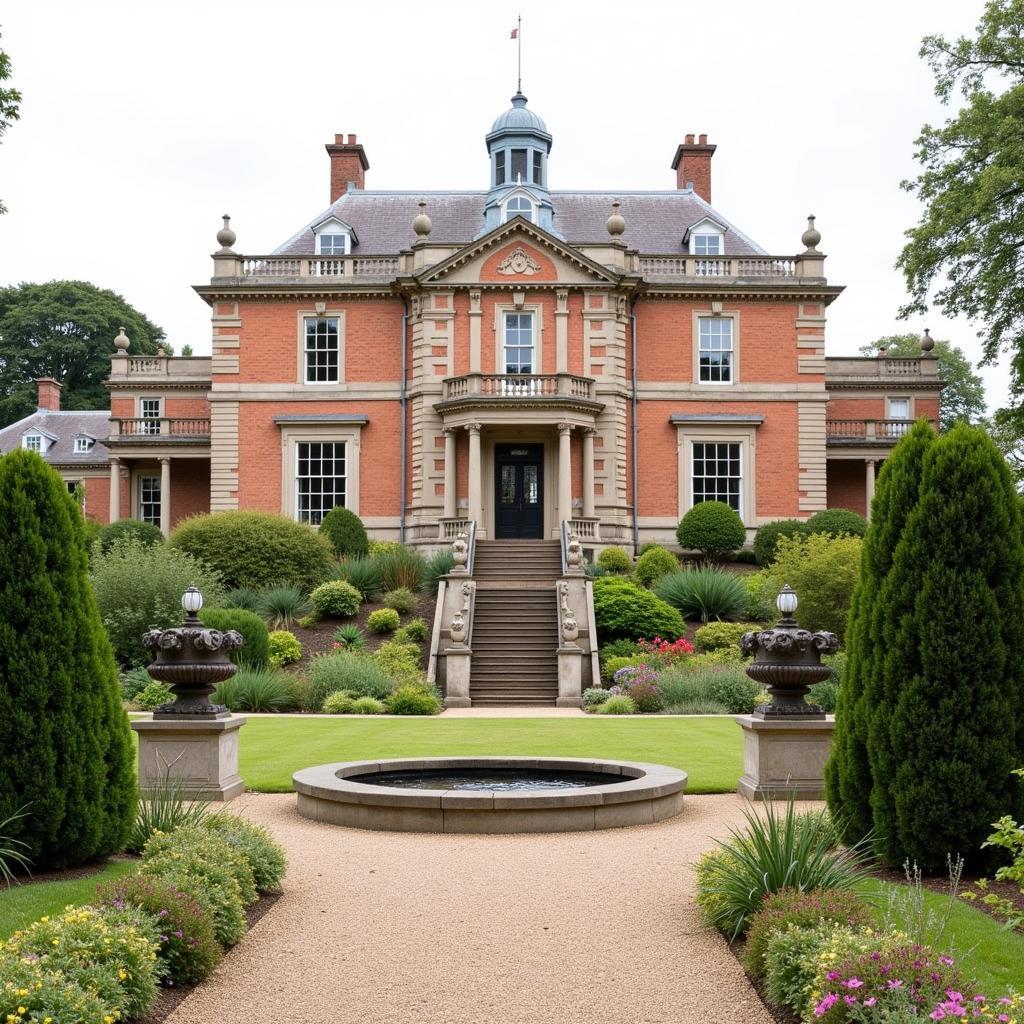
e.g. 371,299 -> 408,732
143,586 -> 243,720
741,585 -> 838,720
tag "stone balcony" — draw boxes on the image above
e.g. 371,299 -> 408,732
826,419 -> 917,445
107,417 -> 211,445
435,373 -> 603,416
824,356 -> 941,386
107,354 -> 212,384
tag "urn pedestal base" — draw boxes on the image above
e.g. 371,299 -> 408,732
444,647 -> 472,708
556,647 -> 583,707
131,715 -> 247,802
734,714 -> 835,801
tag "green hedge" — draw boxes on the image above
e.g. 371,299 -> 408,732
591,576 -> 684,642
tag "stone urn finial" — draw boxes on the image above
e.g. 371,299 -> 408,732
559,581 -> 580,645
566,532 -> 583,568
740,585 -> 837,719
801,214 -> 821,254
920,327 -> 935,356
413,200 -> 432,239
216,214 -> 237,253
451,531 -> 469,573
113,326 -> 130,353
606,200 -> 625,238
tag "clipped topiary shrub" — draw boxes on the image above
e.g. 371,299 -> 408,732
753,519 -> 809,566
268,629 -> 302,667
91,537 -> 225,667
805,508 -> 868,539
169,510 -> 334,592
383,587 -> 417,614
596,545 -> 632,574
97,517 -> 164,553
591,576 -> 684,643
199,606 -> 270,669
368,607 -> 401,634
319,505 -> 369,558
633,544 -> 678,587
0,449 -> 136,868
676,500 -> 746,560
309,580 -> 362,618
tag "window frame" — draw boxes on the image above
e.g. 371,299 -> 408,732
138,474 -> 161,526
696,316 -> 735,385
691,233 -> 723,256
74,437 -> 93,454
494,150 -> 506,185
278,422 -> 364,521
690,440 -> 744,516
531,149 -> 543,186
692,310 -> 740,386
503,194 -> 535,223
502,311 -> 536,376
315,232 -> 350,256
674,421 -> 758,527
294,440 -> 347,526
139,397 -> 163,435
887,397 -> 912,420
300,314 -> 344,386
23,433 -> 43,452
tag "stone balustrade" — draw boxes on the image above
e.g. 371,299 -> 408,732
109,417 -> 212,439
826,419 -> 917,443
441,373 -> 595,403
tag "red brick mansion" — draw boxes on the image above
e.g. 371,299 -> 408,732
1,93 -> 941,549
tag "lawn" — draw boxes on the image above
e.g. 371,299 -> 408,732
235,715 -> 743,793
0,860 -> 136,938
861,880 -> 1024,995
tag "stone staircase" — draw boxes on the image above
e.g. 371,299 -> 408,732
468,540 -> 561,705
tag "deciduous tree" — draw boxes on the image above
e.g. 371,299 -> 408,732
0,29 -> 21,216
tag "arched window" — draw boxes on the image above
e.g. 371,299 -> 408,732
505,196 -> 534,223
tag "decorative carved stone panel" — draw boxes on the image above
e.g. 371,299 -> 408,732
497,247 -> 541,276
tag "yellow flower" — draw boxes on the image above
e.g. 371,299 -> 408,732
118,969 -> 127,981
39,916 -> 48,923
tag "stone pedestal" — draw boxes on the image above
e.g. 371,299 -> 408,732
444,647 -> 472,708
556,647 -> 583,707
132,715 -> 246,802
734,714 -> 835,801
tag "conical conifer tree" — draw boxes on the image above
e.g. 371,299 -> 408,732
825,419 -> 935,843
0,450 -> 135,867
878,424 -> 1024,869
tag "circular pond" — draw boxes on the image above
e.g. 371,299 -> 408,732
293,756 -> 687,834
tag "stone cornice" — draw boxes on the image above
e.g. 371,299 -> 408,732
433,395 -> 605,417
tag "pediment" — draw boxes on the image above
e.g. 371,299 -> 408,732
416,219 -> 622,286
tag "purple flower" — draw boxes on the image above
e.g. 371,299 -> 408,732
173,929 -> 184,939
939,955 -> 955,966
814,993 -> 838,1017
826,971 -> 840,981
844,995 -> 858,1007
865,998 -> 877,1008
158,909 -> 169,917
843,978 -> 864,989
888,979 -> 904,990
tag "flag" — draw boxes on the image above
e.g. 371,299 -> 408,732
510,28 -> 518,38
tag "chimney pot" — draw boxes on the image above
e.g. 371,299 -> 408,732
698,133 -> 708,145
347,133 -> 357,144
36,377 -> 63,412
684,133 -> 695,145
334,133 -> 344,144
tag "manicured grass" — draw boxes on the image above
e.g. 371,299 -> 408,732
0,860 -> 136,938
860,880 -> 1024,995
236,715 -> 743,794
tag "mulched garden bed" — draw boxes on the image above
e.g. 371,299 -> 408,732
137,891 -> 281,1024
287,592 -> 437,671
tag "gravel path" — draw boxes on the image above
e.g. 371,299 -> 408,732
166,793 -> 773,1024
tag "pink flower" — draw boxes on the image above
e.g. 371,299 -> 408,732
826,971 -> 840,981
888,979 -> 904,990
843,978 -> 864,989
931,1010 -> 948,1021
844,995 -> 858,1007
865,998 -> 877,1008
814,993 -> 838,1017
939,955 -> 955,966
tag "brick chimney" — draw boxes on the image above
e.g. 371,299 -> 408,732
325,133 -> 369,202
671,133 -> 717,203
36,377 -> 62,412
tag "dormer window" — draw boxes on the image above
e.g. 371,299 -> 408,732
691,233 -> 722,256
504,195 -> 534,223
312,217 -> 356,257
74,437 -> 94,454
23,433 -> 42,452
317,234 -> 349,256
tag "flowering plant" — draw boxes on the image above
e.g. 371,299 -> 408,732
810,936 -> 966,1022
612,664 -> 659,688
638,636 -> 694,665
845,988 -> 1024,1022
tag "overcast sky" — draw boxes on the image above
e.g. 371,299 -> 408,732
0,0 -> 1011,410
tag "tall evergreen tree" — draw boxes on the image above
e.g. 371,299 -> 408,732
879,424 -> 1024,869
825,419 -> 936,843
0,449 -> 135,867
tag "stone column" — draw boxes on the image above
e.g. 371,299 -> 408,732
159,457 -> 171,537
582,427 -> 596,519
443,429 -> 457,519
558,422 -> 573,525
467,422 -> 482,528
109,458 -> 121,523
865,459 -> 876,521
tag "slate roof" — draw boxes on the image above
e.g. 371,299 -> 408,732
0,410 -> 111,466
274,190 -> 767,258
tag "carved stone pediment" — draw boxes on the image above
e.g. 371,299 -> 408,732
496,247 -> 541,276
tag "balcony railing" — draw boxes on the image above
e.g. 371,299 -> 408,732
239,255 -> 401,280
110,417 -> 211,439
825,357 -> 941,383
826,419 -> 915,442
636,255 -> 798,278
440,373 -> 596,403
107,355 -> 212,384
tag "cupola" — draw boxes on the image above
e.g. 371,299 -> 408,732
482,92 -> 557,235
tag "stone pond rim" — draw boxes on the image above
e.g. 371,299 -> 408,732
292,756 -> 688,833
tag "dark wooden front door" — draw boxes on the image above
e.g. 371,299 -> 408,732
494,444 -> 544,539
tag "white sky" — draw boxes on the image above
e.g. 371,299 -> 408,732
0,0 -> 1011,411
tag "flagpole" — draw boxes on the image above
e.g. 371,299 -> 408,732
517,14 -> 522,92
